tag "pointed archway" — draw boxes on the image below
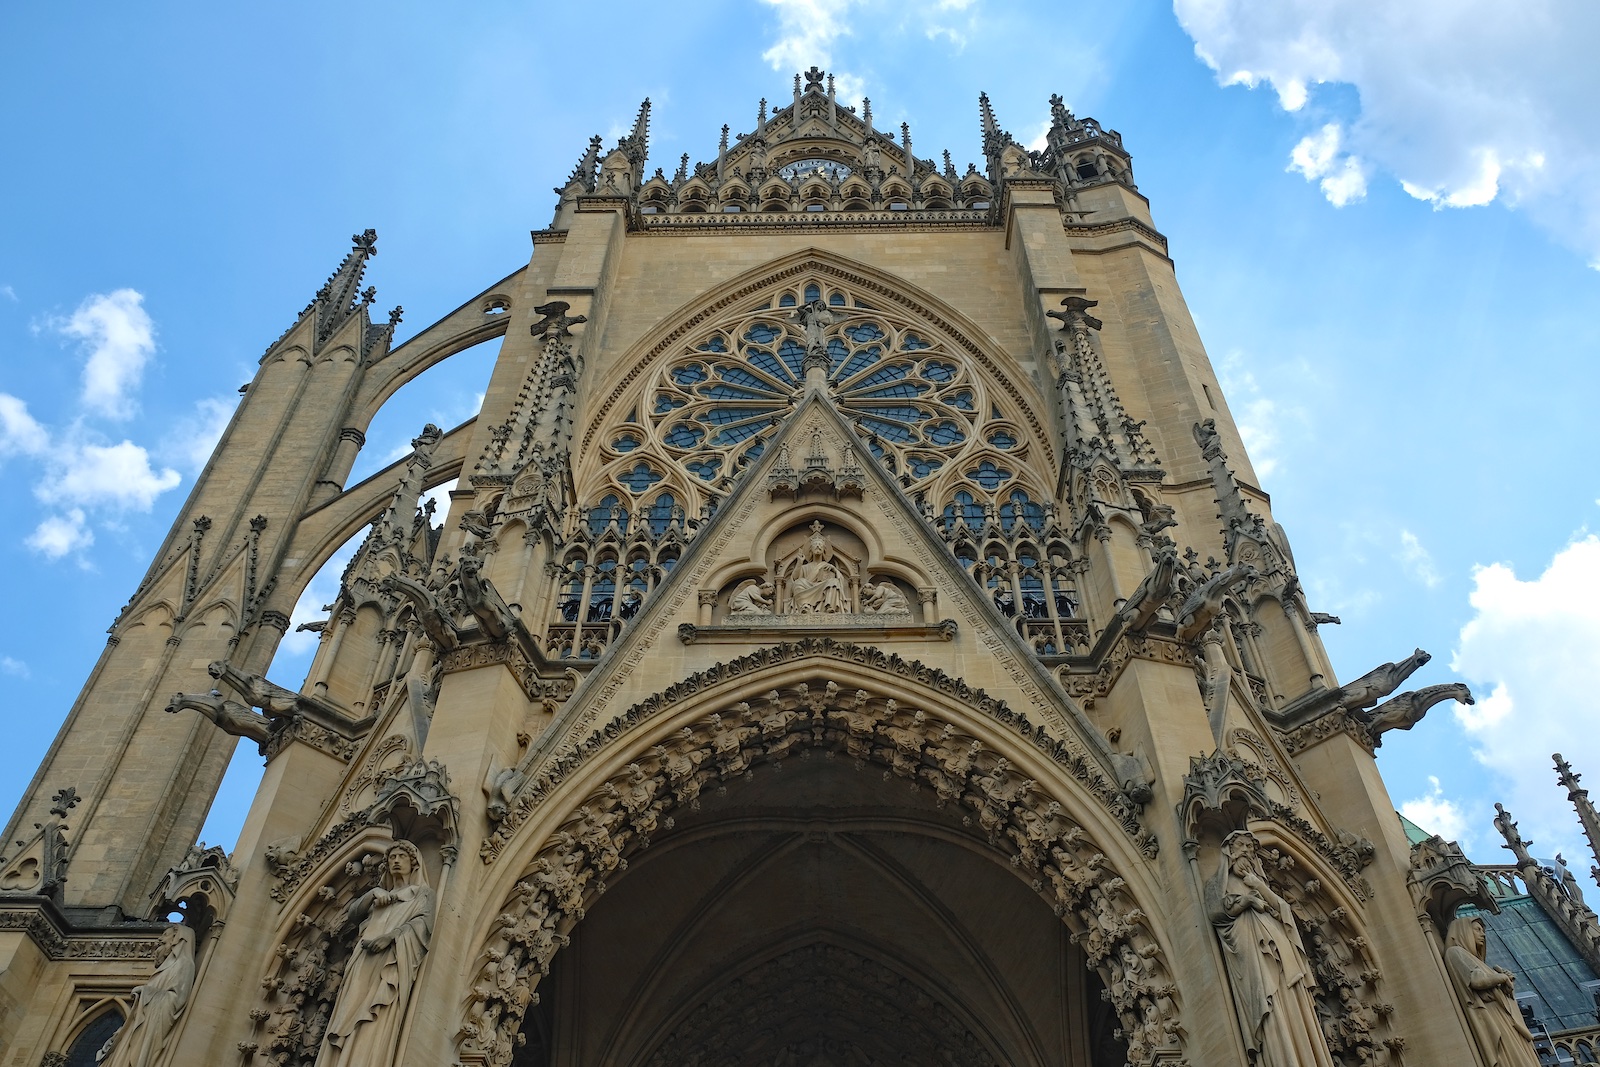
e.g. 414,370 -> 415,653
455,652 -> 1185,1067
522,748 -> 1123,1066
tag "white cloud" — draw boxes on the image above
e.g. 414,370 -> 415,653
0,394 -> 49,457
1173,0 -> 1600,264
0,656 -> 29,679
1401,775 -> 1471,847
1,285 -> 16,302
1451,534 -> 1600,856
1396,529 -> 1441,588
27,509 -> 94,560
1215,350 -> 1281,481
163,397 -> 234,474
760,0 -> 857,72
38,440 -> 181,512
1287,123 -> 1368,206
58,289 -> 156,419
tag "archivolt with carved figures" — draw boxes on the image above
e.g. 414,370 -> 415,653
457,666 -> 1187,1067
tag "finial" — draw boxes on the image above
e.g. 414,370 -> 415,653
674,153 -> 689,184
827,73 -> 836,96
794,73 -> 802,95
943,149 -> 956,179
353,228 -> 378,255
758,98 -> 768,128
719,124 -> 729,152
360,285 -> 377,307
805,66 -> 825,93
48,787 -> 80,820
388,306 -> 403,328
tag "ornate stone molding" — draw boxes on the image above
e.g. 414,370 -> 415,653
1057,629 -> 1194,710
0,902 -> 164,961
438,638 -> 577,711
485,638 -> 1152,864
1282,710 -> 1372,756
677,619 -> 955,643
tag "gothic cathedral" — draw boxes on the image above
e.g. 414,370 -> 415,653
0,70 -> 1560,1067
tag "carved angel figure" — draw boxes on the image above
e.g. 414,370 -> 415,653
1444,915 -> 1539,1067
102,923 -> 196,1067
1214,831 -> 1337,1067
728,580 -> 774,616
316,841 -> 434,1067
861,580 -> 910,615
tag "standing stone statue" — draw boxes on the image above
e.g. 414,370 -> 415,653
317,841 -> 435,1067
1444,915 -> 1540,1067
102,923 -> 196,1067
1214,830 -> 1336,1067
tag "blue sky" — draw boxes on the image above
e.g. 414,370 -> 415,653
3,1 -> 1598,866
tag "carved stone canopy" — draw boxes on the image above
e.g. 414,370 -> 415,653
1408,834 -> 1497,934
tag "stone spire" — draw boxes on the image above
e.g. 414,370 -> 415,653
313,229 -> 378,345
564,135 -> 603,193
977,92 -> 1013,181
1046,296 -> 1160,476
1555,753 -> 1600,885
620,98 -> 651,171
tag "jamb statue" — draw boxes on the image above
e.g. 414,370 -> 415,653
317,841 -> 435,1067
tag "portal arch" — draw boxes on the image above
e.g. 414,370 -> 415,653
456,652 -> 1182,1067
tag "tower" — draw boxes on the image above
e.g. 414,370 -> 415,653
0,70 -> 1526,1067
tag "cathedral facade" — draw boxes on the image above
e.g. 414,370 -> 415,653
0,69 -> 1571,1067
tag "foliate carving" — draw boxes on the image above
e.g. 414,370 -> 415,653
437,640 -> 576,713
483,639 -> 1152,864
1059,630 -> 1194,709
266,758 -> 459,902
1282,711 -> 1371,756
462,680 -> 1180,1066
1408,833 -> 1497,934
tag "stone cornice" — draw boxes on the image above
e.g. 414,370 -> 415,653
0,898 -> 165,960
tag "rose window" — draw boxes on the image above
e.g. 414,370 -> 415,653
592,286 -> 1019,509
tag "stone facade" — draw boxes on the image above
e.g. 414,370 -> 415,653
0,69 -> 1538,1066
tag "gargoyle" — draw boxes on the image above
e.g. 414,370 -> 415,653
457,552 -> 519,641
207,661 -> 302,717
1332,649 -> 1431,714
1116,550 -> 1180,633
484,762 -> 527,824
381,572 -> 463,651
1173,563 -> 1256,641
1361,682 -> 1473,739
530,301 -> 587,340
165,691 -> 272,747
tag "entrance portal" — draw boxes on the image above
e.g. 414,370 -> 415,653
513,753 -> 1127,1066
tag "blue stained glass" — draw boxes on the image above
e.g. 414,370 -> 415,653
851,363 -> 911,389
588,494 -> 626,536
987,430 -> 1018,449
909,455 -> 944,477
902,333 -> 932,351
664,423 -> 704,448
854,299 -> 876,309
858,417 -> 917,443
687,458 -> 722,480
746,350 -> 795,384
742,440 -> 766,461
618,463 -> 664,492
612,435 -> 640,452
702,383 -> 772,401
855,404 -> 924,422
943,490 -> 983,525
779,293 -> 797,307
837,350 -> 879,379
847,323 -> 885,343
926,421 -> 966,446
826,338 -> 848,369
745,323 -> 781,344
647,493 -> 676,536
921,360 -> 956,381
654,394 -> 686,414
698,335 -> 727,353
828,292 -> 846,306
804,284 -> 821,302
966,460 -> 1012,490
717,366 -> 776,391
715,422 -> 766,445
948,390 -> 975,411
854,382 -> 928,400
865,439 -> 887,459
777,339 -> 806,379
700,406 -> 768,426
672,364 -> 708,385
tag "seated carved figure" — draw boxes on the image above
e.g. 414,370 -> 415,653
784,526 -> 848,614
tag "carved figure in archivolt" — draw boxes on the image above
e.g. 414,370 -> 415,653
782,522 -> 851,614
1444,915 -> 1540,1067
316,841 -> 434,1067
102,923 -> 196,1067
1214,830 -> 1337,1067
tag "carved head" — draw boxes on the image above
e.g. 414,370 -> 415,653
1446,914 -> 1488,960
383,840 -> 427,888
